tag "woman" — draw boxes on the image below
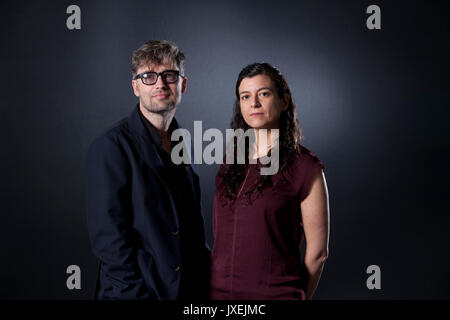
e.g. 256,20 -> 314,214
210,63 -> 330,300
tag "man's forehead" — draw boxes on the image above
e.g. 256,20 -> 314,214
138,60 -> 177,72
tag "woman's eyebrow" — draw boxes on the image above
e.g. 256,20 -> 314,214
239,87 -> 271,95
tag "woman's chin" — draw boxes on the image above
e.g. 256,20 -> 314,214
245,119 -> 266,129
247,123 -> 279,130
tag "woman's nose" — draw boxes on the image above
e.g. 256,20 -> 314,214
251,96 -> 261,108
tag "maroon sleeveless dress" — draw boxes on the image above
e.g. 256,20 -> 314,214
209,145 -> 325,300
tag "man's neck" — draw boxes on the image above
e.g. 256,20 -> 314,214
139,105 -> 175,154
139,105 -> 175,136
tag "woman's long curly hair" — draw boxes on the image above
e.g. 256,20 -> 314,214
220,62 -> 303,201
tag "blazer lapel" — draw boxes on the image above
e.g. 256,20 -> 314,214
173,127 -> 201,205
127,105 -> 179,227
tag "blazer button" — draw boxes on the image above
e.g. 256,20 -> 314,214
172,229 -> 179,236
175,193 -> 183,200
172,264 -> 181,272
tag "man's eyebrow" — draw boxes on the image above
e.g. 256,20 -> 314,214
239,87 -> 271,95
141,68 -> 178,73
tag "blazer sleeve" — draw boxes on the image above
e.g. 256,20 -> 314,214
189,162 -> 212,255
85,135 -> 152,300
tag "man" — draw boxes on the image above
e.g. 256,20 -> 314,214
85,40 -> 210,300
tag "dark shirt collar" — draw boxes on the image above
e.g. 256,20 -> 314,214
138,106 -> 178,148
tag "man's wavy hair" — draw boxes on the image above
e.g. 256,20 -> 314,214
131,40 -> 185,78
220,62 -> 303,201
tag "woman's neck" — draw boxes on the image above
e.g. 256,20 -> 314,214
250,128 -> 280,159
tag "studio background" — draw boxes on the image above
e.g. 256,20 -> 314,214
1,0 -> 449,299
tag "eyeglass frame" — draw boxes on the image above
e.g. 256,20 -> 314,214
133,69 -> 185,85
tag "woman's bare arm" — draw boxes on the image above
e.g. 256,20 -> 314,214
300,169 -> 330,300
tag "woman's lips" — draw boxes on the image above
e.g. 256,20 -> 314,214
250,112 -> 264,116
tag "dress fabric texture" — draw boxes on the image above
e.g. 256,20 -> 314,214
210,145 -> 325,300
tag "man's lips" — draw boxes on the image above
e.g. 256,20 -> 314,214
250,112 -> 264,116
153,92 -> 169,99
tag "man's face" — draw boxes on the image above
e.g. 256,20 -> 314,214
132,60 -> 187,114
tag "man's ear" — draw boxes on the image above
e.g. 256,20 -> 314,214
131,79 -> 140,97
181,77 -> 187,94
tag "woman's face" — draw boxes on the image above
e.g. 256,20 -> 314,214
238,74 -> 287,130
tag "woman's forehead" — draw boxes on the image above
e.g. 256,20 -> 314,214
239,75 -> 274,92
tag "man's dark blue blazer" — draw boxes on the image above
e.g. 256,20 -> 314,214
85,105 -> 210,300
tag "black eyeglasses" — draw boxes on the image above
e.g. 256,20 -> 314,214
134,70 -> 184,85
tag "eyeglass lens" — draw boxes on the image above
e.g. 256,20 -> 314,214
142,71 -> 178,85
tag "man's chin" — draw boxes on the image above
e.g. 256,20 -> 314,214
142,103 -> 176,114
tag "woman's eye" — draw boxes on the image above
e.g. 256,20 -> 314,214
260,91 -> 269,97
241,95 -> 249,100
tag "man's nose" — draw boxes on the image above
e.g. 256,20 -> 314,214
154,74 -> 168,89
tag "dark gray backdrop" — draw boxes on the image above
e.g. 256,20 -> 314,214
1,0 -> 449,299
